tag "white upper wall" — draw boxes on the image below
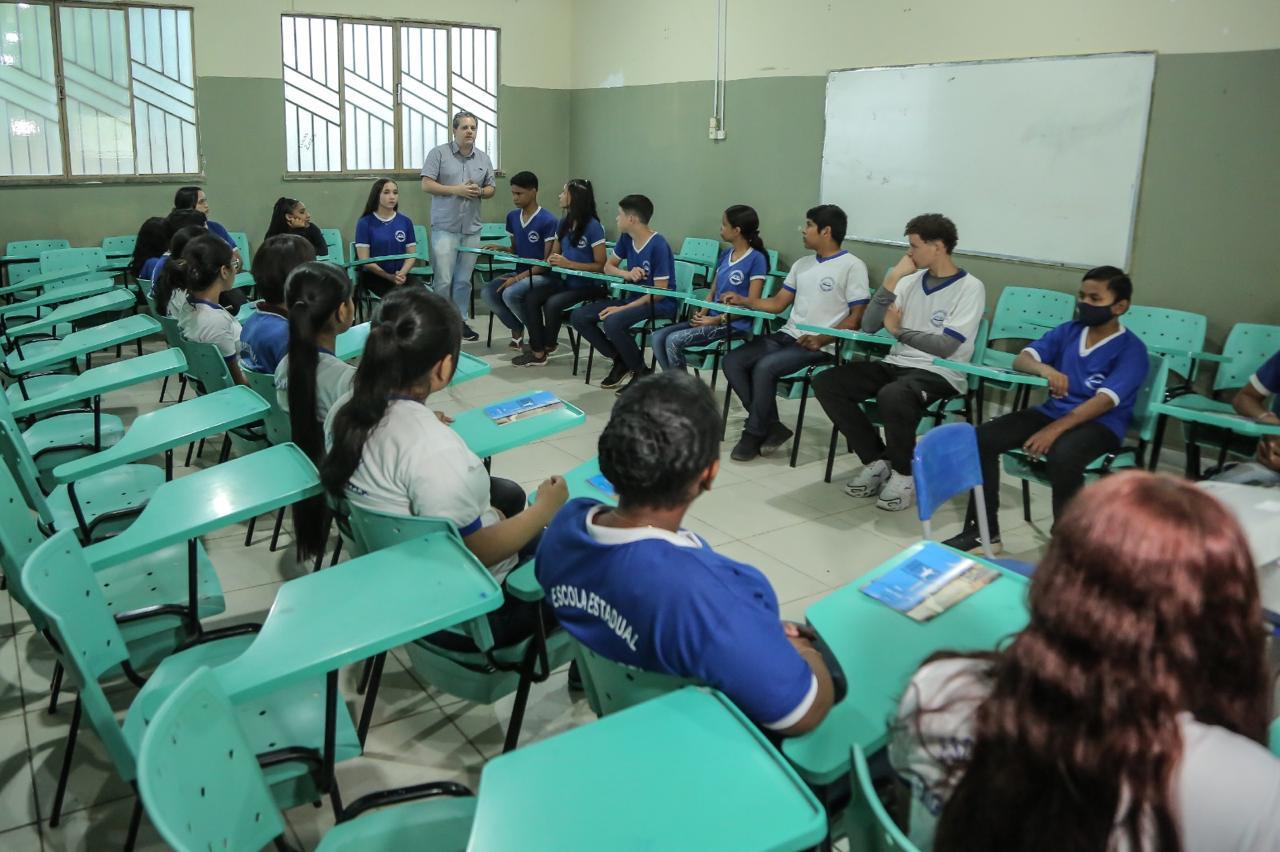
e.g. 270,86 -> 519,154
570,0 -> 1280,88
189,0 -> 573,88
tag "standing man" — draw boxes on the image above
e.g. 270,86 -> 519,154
421,111 -> 497,341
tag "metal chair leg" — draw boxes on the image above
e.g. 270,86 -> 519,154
269,507 -> 286,551
790,378 -> 810,468
48,661 -> 63,714
329,534 -> 343,567
503,672 -> 535,754
1149,413 -> 1168,472
124,795 -> 143,852
356,657 -> 375,695
824,426 -> 840,484
158,374 -> 169,402
721,381 -> 733,440
49,695 -> 83,826
1021,479 -> 1032,522
244,515 -> 257,547
356,652 -> 387,745
585,346 -> 595,384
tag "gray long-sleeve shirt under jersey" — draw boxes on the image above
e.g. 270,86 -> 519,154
862,285 -> 963,359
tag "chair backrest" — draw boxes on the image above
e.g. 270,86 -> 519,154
572,641 -> 696,717
20,530 -> 137,778
1214,323 -> 1280,394
912,422 -> 983,523
845,744 -> 921,851
766,248 -> 781,273
0,461 -> 49,611
137,667 -> 286,852
0,404 -> 56,526
6,239 -> 71,286
1129,351 -> 1171,443
987,286 -> 1075,347
673,259 -> 697,294
318,228 -> 345,264
413,224 -> 432,264
179,338 -> 236,395
243,369 -> 291,445
345,502 -> 461,554
100,234 -> 137,255
678,236 -> 721,265
479,222 -> 508,242
1124,305 -> 1208,383
40,247 -> 108,290
228,232 -> 252,270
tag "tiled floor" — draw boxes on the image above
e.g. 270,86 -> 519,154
0,327 -> 1059,850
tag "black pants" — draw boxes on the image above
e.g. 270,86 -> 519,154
722,332 -> 831,438
964,408 -> 1120,535
523,282 -> 608,353
218,286 -> 248,312
358,269 -> 395,299
813,361 -> 957,476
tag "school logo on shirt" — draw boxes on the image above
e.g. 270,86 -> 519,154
819,276 -> 835,292
394,230 -> 407,243
528,231 -> 540,243
930,310 -> 947,328
642,260 -> 652,276
576,237 -> 588,249
1086,372 -> 1107,390
729,270 -> 745,286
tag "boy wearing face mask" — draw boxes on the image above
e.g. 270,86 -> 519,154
944,266 -> 1149,553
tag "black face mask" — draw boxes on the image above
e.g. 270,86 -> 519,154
1076,300 -> 1116,327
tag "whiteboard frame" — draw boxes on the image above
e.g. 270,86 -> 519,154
821,51 -> 1157,270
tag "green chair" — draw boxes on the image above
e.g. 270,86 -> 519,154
101,234 -> 137,258
581,260 -> 696,381
570,640 -> 696,718
318,227 -> 345,264
138,666 -> 475,852
346,504 -> 573,752
1149,322 -> 1280,476
1003,351 -> 1168,520
3,238 -> 71,289
242,369 -> 299,552
970,286 -> 1075,420
685,275 -> 781,391
41,246 -> 110,279
3,313 -> 159,379
674,236 -> 721,284
844,745 -> 919,852
174,336 -> 269,459
345,242 -> 418,321
1123,304 -> 1208,395
408,224 -> 435,281
228,231 -> 252,271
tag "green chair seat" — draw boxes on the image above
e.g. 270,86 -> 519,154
0,279 -> 117,316
4,337 -> 81,370
316,792 -> 475,852
45,463 -> 164,540
23,410 -> 126,475
405,629 -> 576,706
5,289 -> 135,338
4,314 -> 159,375
10,349 -> 187,422
6,373 -> 81,408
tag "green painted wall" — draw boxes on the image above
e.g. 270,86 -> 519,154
569,50 -> 1280,342
0,80 -> 571,257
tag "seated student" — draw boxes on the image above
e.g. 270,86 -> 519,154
1210,348 -> 1280,487
480,170 -> 558,351
512,178 -> 608,367
263,196 -> 329,257
944,267 -> 1148,552
721,204 -> 869,462
150,224 -> 211,318
316,288 -> 569,644
275,261 -> 356,425
652,205 -> 768,372
153,208 -> 249,313
814,213 -> 984,512
173,185 -> 239,260
570,194 -> 677,391
142,209 -> 205,287
353,178 -> 417,299
892,472 -> 1280,851
128,216 -> 170,281
239,234 -> 316,374
537,372 -> 835,735
171,233 -> 249,387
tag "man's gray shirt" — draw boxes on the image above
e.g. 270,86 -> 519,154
420,141 -> 495,235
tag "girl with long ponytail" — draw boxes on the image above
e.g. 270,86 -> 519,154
264,196 -> 329,257
150,225 -> 207,316
650,204 -> 769,371
315,288 -> 569,646
172,233 -> 248,387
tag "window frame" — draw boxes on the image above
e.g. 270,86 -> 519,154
280,12 -> 500,181
0,0 -> 203,185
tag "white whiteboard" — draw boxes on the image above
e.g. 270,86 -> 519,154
820,53 -> 1155,268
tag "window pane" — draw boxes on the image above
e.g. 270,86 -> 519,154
129,7 -> 197,174
282,15 -> 340,172
450,26 -> 498,165
341,21 -> 394,171
400,25 -> 448,171
0,2 -> 62,176
60,5 -> 133,175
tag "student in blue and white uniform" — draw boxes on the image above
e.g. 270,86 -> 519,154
128,216 -> 169,281
150,224 -> 218,319
239,234 -> 316,374
537,371 -> 834,735
480,170 -> 558,350
570,194 -> 678,392
171,234 -> 248,388
816,213 -> 985,512
944,266 -> 1149,552
652,204 -> 769,371
310,288 -> 570,645
353,178 -> 417,299
513,179 -> 609,367
1210,349 -> 1280,487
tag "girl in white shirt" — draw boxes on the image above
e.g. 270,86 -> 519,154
172,233 -> 248,388
891,471 -> 1278,852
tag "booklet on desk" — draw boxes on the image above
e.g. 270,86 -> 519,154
587,473 -> 616,498
861,543 -> 999,622
484,391 -> 563,425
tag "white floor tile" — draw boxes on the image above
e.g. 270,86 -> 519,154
0,822 -> 42,851
0,714 -> 37,832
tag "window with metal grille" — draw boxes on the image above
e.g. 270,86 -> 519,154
0,2 -> 198,179
282,14 -> 498,175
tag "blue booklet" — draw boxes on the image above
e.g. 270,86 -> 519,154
587,473 -> 617,498
861,542 -> 999,622
484,391 -> 562,425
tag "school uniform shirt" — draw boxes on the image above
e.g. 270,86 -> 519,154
708,247 -> 769,331
274,350 -> 356,422
206,220 -> 236,249
139,255 -> 165,284
505,206 -> 558,262
556,217 -> 607,290
1023,320 -> 1150,440
323,394 -> 516,578
354,211 -> 417,274
178,296 -> 242,362
1251,351 -> 1280,414
778,251 -> 871,339
884,269 -> 986,393
891,657 -> 1280,851
536,498 -> 819,731
239,304 -> 290,374
612,231 -> 676,287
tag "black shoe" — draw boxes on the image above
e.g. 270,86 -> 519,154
599,362 -> 630,389
730,432 -> 763,462
618,367 -> 652,393
941,527 -> 1002,555
461,324 -> 480,342
760,422 -> 794,455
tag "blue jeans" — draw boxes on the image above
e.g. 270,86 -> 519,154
722,331 -> 830,438
570,298 -> 677,373
1211,460 -> 1280,488
482,273 -> 553,336
430,230 -> 482,320
651,321 -> 729,371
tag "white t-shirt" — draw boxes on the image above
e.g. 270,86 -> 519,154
884,269 -> 985,392
275,350 -> 356,423
779,251 -> 870,339
891,657 -> 1280,851
177,296 -> 241,361
323,394 -> 515,578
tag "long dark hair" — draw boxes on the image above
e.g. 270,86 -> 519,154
320,289 -> 462,500
724,204 -> 765,253
918,472 -> 1268,852
265,196 -> 302,240
252,234 -> 315,306
170,234 -> 233,298
129,216 -> 170,278
285,262 -> 354,560
361,179 -> 398,218
173,186 -> 202,210
152,225 -> 213,314
556,178 -> 599,246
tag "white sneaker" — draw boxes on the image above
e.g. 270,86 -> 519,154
844,460 -> 891,498
876,472 -> 915,512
